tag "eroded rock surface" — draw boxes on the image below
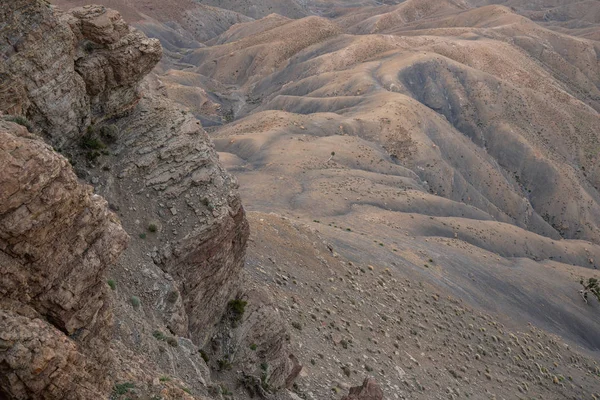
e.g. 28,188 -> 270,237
99,75 -> 251,344
0,1 -> 161,145
341,378 -> 383,400
0,120 -> 128,398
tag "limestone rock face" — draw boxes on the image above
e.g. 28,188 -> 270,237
341,378 -> 384,400
0,120 -> 129,398
0,0 -> 86,141
0,1 -> 161,145
0,308 -> 104,400
100,76 -> 250,345
63,5 -> 162,120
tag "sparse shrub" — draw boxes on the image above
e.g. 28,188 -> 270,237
80,130 -> 105,150
153,330 -> 166,341
223,108 -> 234,123
291,321 -> 302,331
199,349 -> 209,363
220,385 -> 232,396
201,197 -> 215,211
130,296 -> 141,309
83,40 -> 95,52
182,387 -> 191,394
159,376 -> 170,382
99,124 -> 119,143
260,366 -> 271,392
86,150 -> 101,161
4,115 -> 33,131
148,223 -> 158,233
166,337 -> 178,347
580,277 -> 600,304
228,298 -> 247,323
113,382 -> 134,396
166,290 -> 179,304
217,358 -> 232,371
250,343 -> 257,351
107,279 -> 116,290
139,233 -> 147,239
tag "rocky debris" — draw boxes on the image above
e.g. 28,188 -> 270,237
341,378 -> 383,400
0,120 -> 128,398
0,0 -> 161,145
206,276 -> 300,393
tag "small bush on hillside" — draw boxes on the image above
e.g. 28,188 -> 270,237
223,108 -> 234,123
83,40 -> 95,53
107,279 -> 116,290
221,384 -> 232,396
153,330 -> 166,341
113,382 -> 134,396
99,124 -> 119,143
130,296 -> 141,309
4,115 -> 33,131
228,298 -> 247,324
580,277 -> 600,304
199,349 -> 210,362
217,358 -> 232,371
80,129 -> 106,150
166,290 -> 179,304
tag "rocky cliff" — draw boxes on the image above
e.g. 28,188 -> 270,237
0,0 -> 161,146
0,120 -> 128,398
0,2 -> 297,399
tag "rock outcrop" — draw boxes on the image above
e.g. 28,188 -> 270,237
0,1 -> 161,145
207,277 -> 302,393
341,378 -> 384,400
99,75 -> 251,344
0,120 -> 129,398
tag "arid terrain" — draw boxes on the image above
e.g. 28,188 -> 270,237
2,0 -> 600,399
